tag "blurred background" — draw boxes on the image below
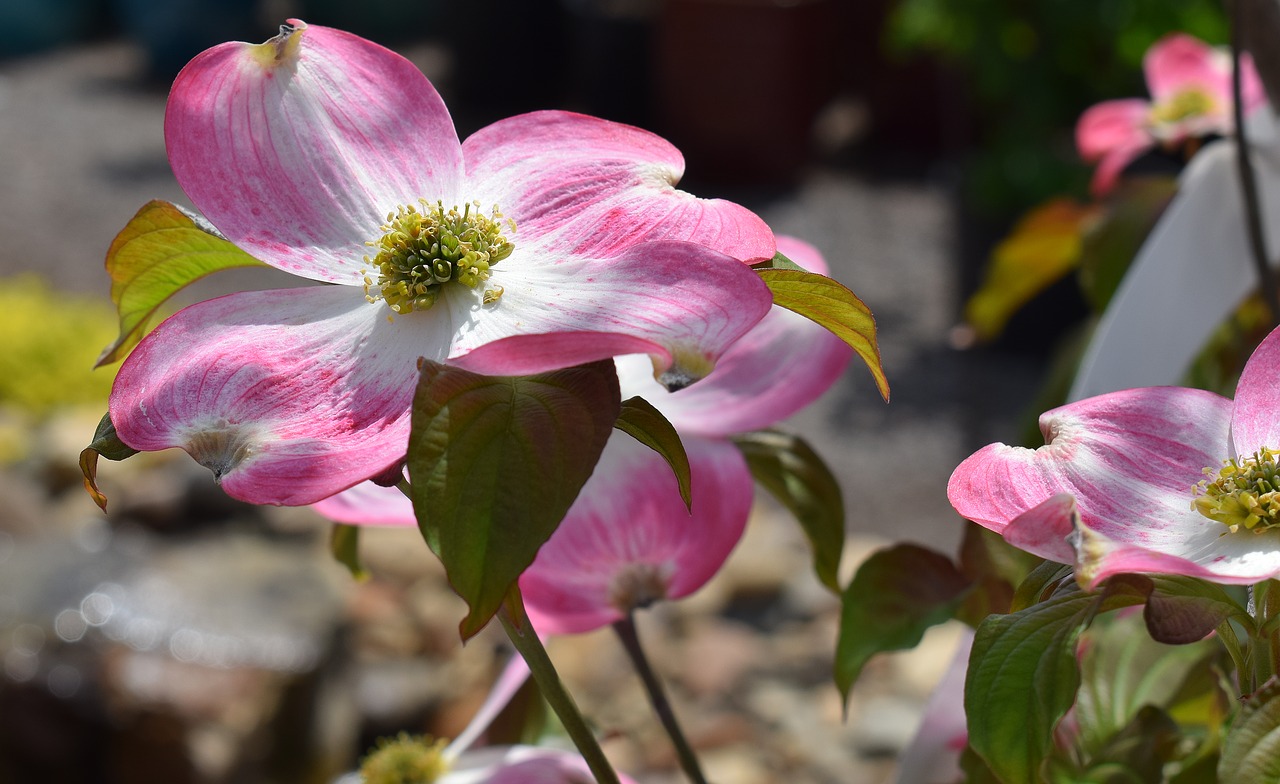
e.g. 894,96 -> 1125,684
0,0 -> 1235,781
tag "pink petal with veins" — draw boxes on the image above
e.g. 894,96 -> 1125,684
463,111 -> 775,264
111,285 -> 451,505
949,386 -> 1231,539
520,435 -> 751,635
166,21 -> 463,284
612,235 -> 851,435
1230,319 -> 1280,456
446,240 -> 772,387
310,475 -> 414,526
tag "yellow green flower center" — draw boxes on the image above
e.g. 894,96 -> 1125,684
364,199 -> 514,314
359,733 -> 450,784
1149,88 -> 1216,126
1193,448 -> 1280,533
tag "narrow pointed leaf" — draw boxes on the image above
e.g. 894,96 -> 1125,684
79,411 -> 139,512
1219,677 -> 1280,782
613,395 -> 691,509
408,359 -> 621,639
734,429 -> 845,591
966,582 -> 1145,784
330,524 -> 367,580
97,200 -> 266,367
834,543 -> 970,703
756,268 -> 889,401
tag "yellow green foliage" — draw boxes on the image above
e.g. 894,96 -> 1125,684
0,275 -> 118,416
963,199 -> 1099,342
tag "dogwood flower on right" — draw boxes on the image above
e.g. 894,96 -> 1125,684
1076,32 -> 1264,196
949,321 -> 1280,588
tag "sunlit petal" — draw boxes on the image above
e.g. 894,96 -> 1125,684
111,285 -> 450,504
166,21 -> 463,284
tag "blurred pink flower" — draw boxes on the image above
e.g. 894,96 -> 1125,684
949,322 -> 1280,588
110,20 -> 776,506
314,236 -> 852,631
1076,32 -> 1265,196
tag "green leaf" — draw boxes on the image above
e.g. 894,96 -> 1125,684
407,359 -> 621,639
834,543 -> 970,703
613,396 -> 691,509
1219,678 -> 1280,782
966,581 -> 1145,784
733,429 -> 845,591
1074,610 -> 1218,760
97,200 -> 266,367
330,524 -> 368,580
1010,559 -> 1075,613
1073,706 -> 1183,784
79,411 -> 139,512
751,250 -> 805,271
756,267 -> 890,401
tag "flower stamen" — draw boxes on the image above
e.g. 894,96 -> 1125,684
364,199 -> 514,314
1149,88 -> 1216,127
1193,448 -> 1280,533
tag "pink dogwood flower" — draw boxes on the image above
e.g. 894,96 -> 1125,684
949,322 -> 1280,588
314,236 -> 852,631
109,20 -> 777,505
1076,32 -> 1265,196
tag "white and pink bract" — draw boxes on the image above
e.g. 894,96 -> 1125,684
109,20 -> 778,506
950,321 -> 1280,587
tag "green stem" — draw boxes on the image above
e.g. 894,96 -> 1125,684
499,593 -> 621,784
612,613 -> 709,784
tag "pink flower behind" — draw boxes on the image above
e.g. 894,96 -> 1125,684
313,236 -> 853,631
949,322 -> 1280,588
1076,32 -> 1265,196
109,20 -> 778,506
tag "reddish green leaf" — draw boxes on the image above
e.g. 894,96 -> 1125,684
407,359 -> 621,639
756,267 -> 890,401
734,429 -> 844,592
97,200 -> 266,366
835,544 -> 970,703
614,396 -> 691,509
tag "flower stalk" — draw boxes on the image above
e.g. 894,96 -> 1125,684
499,592 -> 621,784
612,613 -> 709,784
